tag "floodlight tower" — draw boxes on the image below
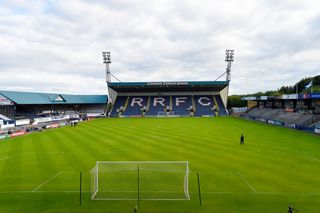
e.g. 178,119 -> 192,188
102,51 -> 112,114
225,49 -> 234,81
102,51 -> 112,83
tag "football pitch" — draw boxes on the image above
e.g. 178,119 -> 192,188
0,117 -> 319,212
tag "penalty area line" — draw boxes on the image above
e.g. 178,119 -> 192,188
0,152 -> 65,161
201,191 -> 320,195
0,190 -> 91,194
237,172 -> 256,192
32,172 -> 62,192
300,152 -> 320,163
0,153 -> 20,161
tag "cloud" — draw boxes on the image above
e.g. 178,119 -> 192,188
0,0 -> 319,95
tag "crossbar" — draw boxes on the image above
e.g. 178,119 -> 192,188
97,161 -> 188,164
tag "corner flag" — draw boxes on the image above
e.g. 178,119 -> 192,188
305,80 -> 313,89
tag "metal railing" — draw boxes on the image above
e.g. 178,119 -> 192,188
302,114 -> 320,127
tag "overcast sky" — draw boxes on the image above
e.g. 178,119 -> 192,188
0,0 -> 319,95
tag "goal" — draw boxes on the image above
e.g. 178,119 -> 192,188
91,161 -> 190,201
157,111 -> 167,117
167,111 -> 175,117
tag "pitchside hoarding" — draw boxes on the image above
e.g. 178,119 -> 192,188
282,94 -> 298,99
241,96 -> 256,101
0,134 -> 9,140
298,93 -> 320,99
259,96 -> 268,100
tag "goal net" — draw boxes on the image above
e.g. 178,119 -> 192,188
157,111 -> 166,117
167,111 -> 175,117
91,161 -> 190,201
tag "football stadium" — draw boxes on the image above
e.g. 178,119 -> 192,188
0,49 -> 320,213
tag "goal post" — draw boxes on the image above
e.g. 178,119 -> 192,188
91,164 -> 99,200
91,161 -> 190,201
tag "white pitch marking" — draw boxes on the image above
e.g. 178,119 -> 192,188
237,172 -> 256,192
301,152 -> 320,163
201,191 -> 320,195
33,190 -> 91,193
92,198 -> 190,201
32,172 -> 62,192
0,152 -> 65,161
0,154 -> 20,161
0,190 -> 320,195
91,190 -> 182,193
17,152 -> 65,155
0,190 -> 91,194
198,171 -> 237,174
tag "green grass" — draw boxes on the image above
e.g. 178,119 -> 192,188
0,117 -> 319,212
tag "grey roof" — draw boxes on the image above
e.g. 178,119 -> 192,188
0,91 -> 107,105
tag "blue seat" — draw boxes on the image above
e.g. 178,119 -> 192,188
110,96 -> 127,117
123,96 -> 147,116
146,96 -> 170,116
171,96 -> 192,116
194,95 -> 215,116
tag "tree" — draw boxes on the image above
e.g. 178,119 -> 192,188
227,95 -> 247,109
227,75 -> 320,108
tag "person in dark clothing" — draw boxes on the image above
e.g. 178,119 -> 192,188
240,134 -> 244,145
288,205 -> 294,213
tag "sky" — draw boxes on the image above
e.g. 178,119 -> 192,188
0,0 -> 319,95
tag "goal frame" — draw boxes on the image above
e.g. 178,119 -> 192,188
91,161 -> 190,201
167,111 -> 175,117
157,111 -> 167,117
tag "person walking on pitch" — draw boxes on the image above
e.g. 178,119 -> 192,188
240,134 -> 244,145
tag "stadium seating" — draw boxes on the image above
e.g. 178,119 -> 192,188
214,95 -> 228,116
311,120 -> 320,129
246,107 -> 320,126
171,96 -> 192,116
0,114 -> 11,121
146,96 -> 170,116
194,95 -> 215,116
247,108 -> 282,120
122,96 -> 147,116
110,96 -> 127,117
15,107 -> 39,119
110,95 -> 228,117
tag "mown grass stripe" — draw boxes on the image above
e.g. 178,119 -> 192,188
0,117 -> 319,212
